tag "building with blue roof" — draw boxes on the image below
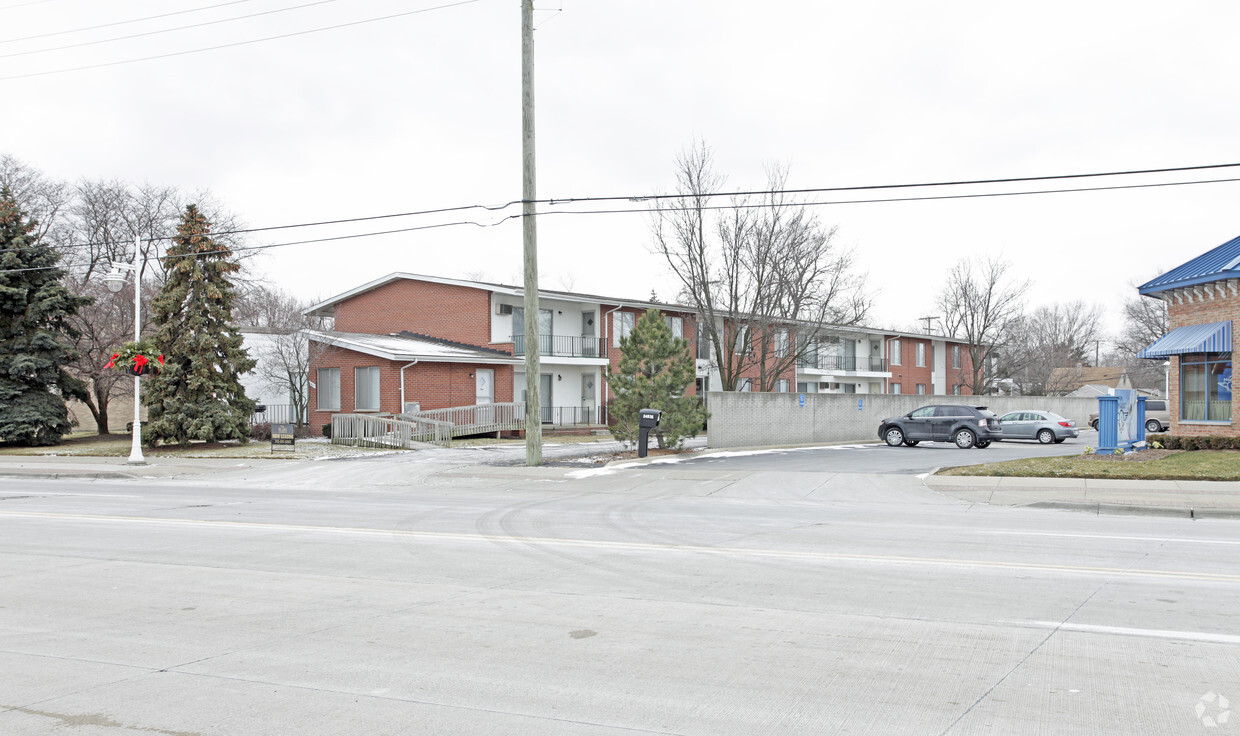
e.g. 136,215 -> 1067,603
1137,234 -> 1237,435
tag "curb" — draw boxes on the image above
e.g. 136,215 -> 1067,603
0,471 -> 136,480
1023,501 -> 1240,520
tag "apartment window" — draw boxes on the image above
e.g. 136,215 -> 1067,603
916,383 -> 927,395
354,366 -> 381,412
952,384 -> 962,395
613,311 -> 635,346
916,343 -> 926,367
697,329 -> 712,360
1180,353 -> 1232,422
734,327 -> 751,355
737,378 -> 752,392
843,383 -> 857,394
952,345 -> 961,370
776,378 -> 790,393
316,368 -> 340,411
664,315 -> 684,339
891,339 -> 901,366
774,329 -> 789,357
796,382 -> 811,393
891,382 -> 901,395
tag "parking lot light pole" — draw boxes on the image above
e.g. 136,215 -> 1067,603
103,236 -> 146,466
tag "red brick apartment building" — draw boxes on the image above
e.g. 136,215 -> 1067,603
304,273 -> 975,429
1137,234 -> 1239,436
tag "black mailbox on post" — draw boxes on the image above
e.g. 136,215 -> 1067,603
638,408 -> 661,458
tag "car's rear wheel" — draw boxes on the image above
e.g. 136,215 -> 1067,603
884,427 -> 905,447
953,428 -> 976,449
903,439 -> 919,446
1146,419 -> 1161,434
1037,428 -> 1055,444
1090,419 -> 1098,430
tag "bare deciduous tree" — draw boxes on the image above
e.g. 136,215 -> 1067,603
652,143 -> 871,391
1006,302 -> 1104,395
1112,284 -> 1171,392
937,256 -> 1030,394
237,285 -> 328,427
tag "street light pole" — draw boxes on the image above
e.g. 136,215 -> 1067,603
127,235 -> 145,465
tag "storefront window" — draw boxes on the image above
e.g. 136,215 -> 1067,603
1181,353 -> 1232,422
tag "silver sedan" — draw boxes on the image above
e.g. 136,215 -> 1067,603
996,410 -> 1079,444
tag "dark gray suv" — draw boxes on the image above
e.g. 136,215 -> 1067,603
878,405 -> 1003,449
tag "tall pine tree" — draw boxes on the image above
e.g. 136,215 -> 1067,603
144,205 -> 255,446
0,188 -> 91,445
606,309 -> 707,449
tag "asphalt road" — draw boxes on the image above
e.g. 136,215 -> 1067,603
1,457 -> 1237,735
672,431 -> 1100,474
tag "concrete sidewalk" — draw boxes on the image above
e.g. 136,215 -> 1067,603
924,473 -> 1240,519
0,455 -> 266,480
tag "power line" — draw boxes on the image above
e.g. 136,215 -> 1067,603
543,161 -> 1240,206
6,171 -> 1240,277
0,0 -> 257,45
0,0 -> 57,10
0,0 -> 344,59
0,0 -> 483,80
2,161 -> 1239,257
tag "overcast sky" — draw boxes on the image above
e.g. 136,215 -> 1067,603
4,0 -> 1239,339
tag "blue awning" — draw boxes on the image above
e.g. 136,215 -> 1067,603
1136,320 -> 1232,359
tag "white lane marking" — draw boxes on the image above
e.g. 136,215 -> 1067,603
986,530 -> 1240,546
1019,621 -> 1240,646
2,510 -> 1238,583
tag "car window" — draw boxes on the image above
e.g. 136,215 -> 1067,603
934,405 -> 966,417
1000,412 -> 1019,422
1148,401 -> 1166,411
909,407 -> 936,419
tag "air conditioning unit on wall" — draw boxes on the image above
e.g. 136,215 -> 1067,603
496,303 -> 514,315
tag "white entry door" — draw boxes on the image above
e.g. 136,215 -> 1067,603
475,369 -> 494,404
581,373 -> 596,423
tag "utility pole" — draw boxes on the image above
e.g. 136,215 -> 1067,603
919,315 -> 938,334
521,0 -> 542,466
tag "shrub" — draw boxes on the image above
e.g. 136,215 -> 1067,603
1148,434 -> 1240,451
322,423 -> 332,438
250,422 -> 272,441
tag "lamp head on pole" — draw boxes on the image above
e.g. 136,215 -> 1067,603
103,264 -> 128,293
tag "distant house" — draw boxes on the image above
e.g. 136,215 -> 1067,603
1053,366 -> 1163,398
1136,234 -> 1238,436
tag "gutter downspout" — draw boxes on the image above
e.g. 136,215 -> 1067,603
399,360 -> 419,413
601,306 -> 623,411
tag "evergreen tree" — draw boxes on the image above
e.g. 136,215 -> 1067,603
607,308 -> 707,449
0,188 -> 91,445
143,205 -> 255,446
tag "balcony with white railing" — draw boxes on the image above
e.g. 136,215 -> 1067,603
512,334 -> 608,360
797,355 -> 889,375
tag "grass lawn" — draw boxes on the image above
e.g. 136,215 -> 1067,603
937,449 -> 1240,481
0,431 -> 401,460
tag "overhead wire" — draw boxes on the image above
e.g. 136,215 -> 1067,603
0,0 -> 483,80
3,161 -> 1240,273
0,0 -> 345,59
0,0 -> 257,45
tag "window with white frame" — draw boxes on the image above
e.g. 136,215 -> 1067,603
916,383 -> 926,394
613,311 -> 635,346
891,339 -> 901,366
891,382 -> 901,394
664,315 -> 684,339
952,345 -> 961,370
774,329 -> 789,357
738,378 -> 752,392
916,343 -> 926,367
316,368 -> 340,411
354,366 -> 380,412
776,378 -> 790,392
735,326 -> 751,355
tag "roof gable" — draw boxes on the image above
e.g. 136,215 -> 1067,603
1139,234 -> 1240,295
